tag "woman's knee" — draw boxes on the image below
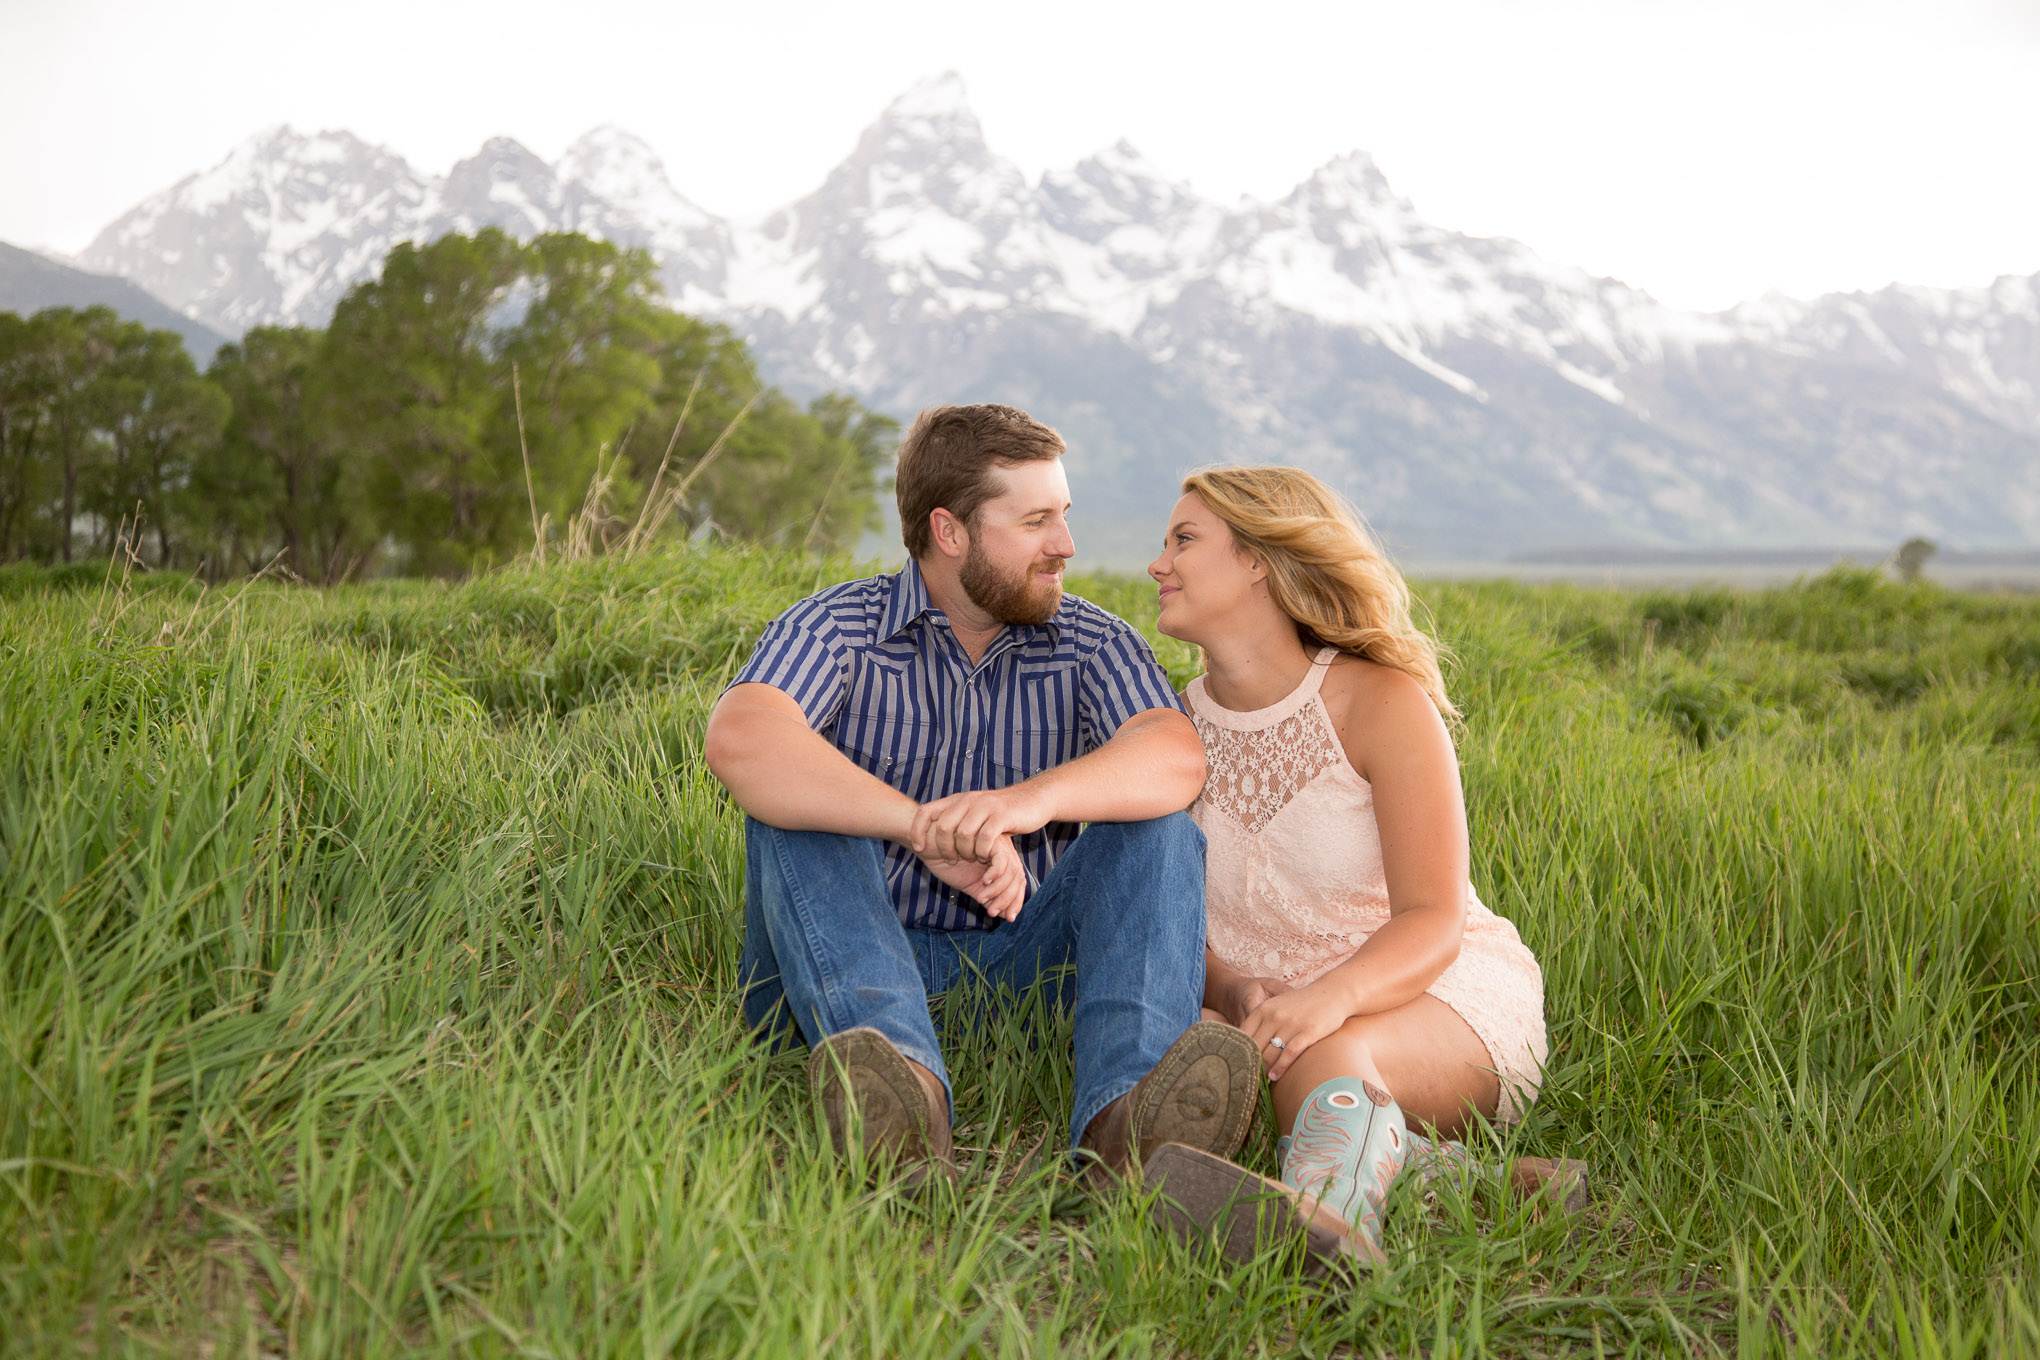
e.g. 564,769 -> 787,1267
1282,1006 -> 1499,1131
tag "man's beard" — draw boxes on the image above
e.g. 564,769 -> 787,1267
960,541 -> 1065,625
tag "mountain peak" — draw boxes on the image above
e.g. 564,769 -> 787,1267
559,125 -> 670,188
443,137 -> 566,234
557,125 -> 714,235
1042,139 -> 1207,243
176,125 -> 384,214
863,71 -> 989,153
233,125 -> 391,168
1274,148 -> 1412,233
465,135 -> 547,167
1309,150 -> 1394,197
565,125 -> 659,160
884,70 -> 973,120
818,70 -> 1015,223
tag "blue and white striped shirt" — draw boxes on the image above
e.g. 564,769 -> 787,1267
730,561 -> 1186,931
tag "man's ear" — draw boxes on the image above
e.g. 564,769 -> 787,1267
930,507 -> 969,561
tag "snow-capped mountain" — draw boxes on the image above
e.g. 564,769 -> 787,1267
77,73 -> 2040,559
75,124 -> 729,336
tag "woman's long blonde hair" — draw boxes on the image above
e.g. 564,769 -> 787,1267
1181,466 -> 1458,721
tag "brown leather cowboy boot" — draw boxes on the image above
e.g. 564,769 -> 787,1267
1078,1020 -> 1260,1189
808,1027 -> 954,1188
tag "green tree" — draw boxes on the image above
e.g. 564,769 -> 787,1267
1893,536 -> 1938,584
88,321 -> 228,566
616,309 -> 897,556
323,230 -> 700,573
94,227 -> 903,580
625,309 -> 770,528
691,392 -> 897,554
802,392 -> 899,554
324,229 -> 529,576
0,311 -> 57,561
19,308 -> 123,563
199,327 -> 358,582
499,233 -> 666,541
1,307 -> 224,565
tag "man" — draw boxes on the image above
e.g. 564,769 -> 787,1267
704,403 -> 1260,1191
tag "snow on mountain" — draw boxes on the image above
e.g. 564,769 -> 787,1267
556,126 -> 717,240
81,126 -> 437,333
72,75 -> 2040,556
439,137 -> 570,238
1730,273 -> 2040,433
554,126 -> 733,303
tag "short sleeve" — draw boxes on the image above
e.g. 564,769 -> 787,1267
1076,620 -> 1187,750
727,596 -> 853,729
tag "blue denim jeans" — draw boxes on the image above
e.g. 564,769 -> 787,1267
738,812 -> 1208,1151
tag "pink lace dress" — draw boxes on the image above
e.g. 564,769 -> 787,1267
1188,648 -> 1549,1122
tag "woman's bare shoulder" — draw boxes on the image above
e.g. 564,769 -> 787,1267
1320,652 -> 1437,721
1319,653 -> 1453,776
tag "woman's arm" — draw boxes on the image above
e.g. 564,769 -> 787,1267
1319,658 -> 1470,1010
1235,662 -> 1471,1077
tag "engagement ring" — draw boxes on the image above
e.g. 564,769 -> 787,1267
1269,1036 -> 1287,1050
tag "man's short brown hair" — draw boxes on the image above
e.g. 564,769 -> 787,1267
895,404 -> 1066,558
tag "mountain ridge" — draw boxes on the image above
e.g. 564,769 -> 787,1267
73,74 -> 2040,561
0,241 -> 229,362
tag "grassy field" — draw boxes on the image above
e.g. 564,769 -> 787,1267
1,548 -> 2035,1358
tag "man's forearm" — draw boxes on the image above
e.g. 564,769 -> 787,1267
704,697 -> 917,842
1023,709 -> 1207,824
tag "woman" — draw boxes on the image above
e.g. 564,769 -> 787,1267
1141,466 -> 1563,1265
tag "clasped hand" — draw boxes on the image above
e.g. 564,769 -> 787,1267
908,785 -> 1053,923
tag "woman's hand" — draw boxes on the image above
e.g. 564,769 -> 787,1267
1217,973 -> 1290,1028
1239,981 -> 1357,1082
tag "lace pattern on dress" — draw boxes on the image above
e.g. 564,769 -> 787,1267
1192,703 -> 1343,835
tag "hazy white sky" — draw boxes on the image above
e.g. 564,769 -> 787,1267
4,0 -> 2037,311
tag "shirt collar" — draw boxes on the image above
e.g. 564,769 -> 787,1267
878,559 -> 1063,645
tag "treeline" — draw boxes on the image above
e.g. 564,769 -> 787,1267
0,229 -> 896,581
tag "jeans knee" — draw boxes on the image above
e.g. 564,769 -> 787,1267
745,818 -> 890,892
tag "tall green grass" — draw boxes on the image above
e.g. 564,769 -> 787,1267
2,551 -> 2034,1356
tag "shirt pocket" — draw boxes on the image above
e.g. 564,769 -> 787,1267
987,667 -> 1079,795
844,720 -> 932,796
1002,664 -> 1082,771
838,660 -> 933,797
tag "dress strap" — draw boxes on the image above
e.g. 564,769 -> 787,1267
1298,647 -> 1340,697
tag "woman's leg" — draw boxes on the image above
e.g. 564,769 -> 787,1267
1269,993 -> 1500,1139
